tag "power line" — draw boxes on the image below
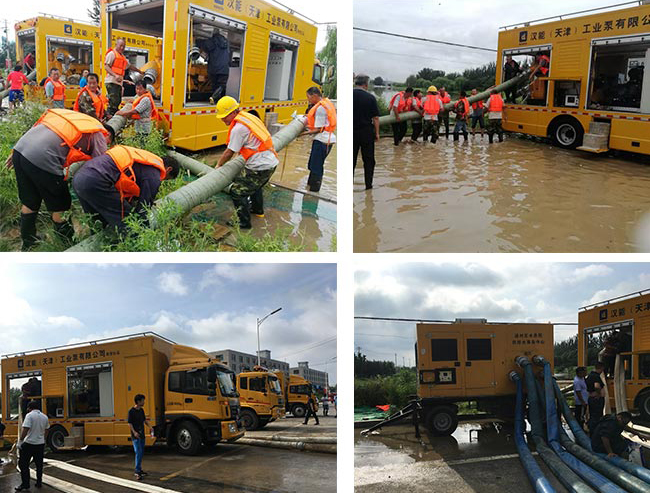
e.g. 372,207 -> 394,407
277,336 -> 336,359
354,27 -> 497,53
355,332 -> 412,339
354,46 -> 489,68
268,0 -> 335,26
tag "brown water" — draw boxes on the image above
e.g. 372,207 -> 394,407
354,136 -> 650,253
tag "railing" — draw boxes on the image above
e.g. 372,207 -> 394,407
579,288 -> 650,311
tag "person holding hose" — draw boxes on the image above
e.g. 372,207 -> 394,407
303,86 -> 337,193
388,87 -> 413,146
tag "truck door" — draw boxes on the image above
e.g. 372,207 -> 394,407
463,332 -> 496,394
125,356 -> 148,412
420,331 -> 463,396
240,376 -> 268,413
182,368 -> 214,418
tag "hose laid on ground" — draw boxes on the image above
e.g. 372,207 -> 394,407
510,370 -> 556,493
256,435 -> 337,444
0,70 -> 36,101
236,437 -> 336,454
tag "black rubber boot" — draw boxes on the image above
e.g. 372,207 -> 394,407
488,134 -> 494,144
20,212 -> 38,251
231,196 -> 252,229
54,220 -> 75,241
498,133 -> 504,143
463,132 -> 468,141
250,189 -> 265,217
453,133 -> 459,142
308,178 -> 322,193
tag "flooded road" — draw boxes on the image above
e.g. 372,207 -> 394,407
354,135 -> 650,252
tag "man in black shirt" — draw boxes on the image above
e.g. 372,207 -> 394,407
591,411 -> 631,457
303,393 -> 320,425
585,362 -> 606,434
128,394 -> 151,480
503,55 -> 521,103
353,75 -> 380,190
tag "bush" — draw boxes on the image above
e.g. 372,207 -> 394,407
355,368 -> 417,409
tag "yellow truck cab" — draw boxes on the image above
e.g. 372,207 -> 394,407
273,371 -> 318,418
235,367 -> 284,430
0,333 -> 243,455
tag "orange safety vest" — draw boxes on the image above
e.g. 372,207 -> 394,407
487,94 -> 504,113
388,91 -> 410,114
412,97 -> 423,111
306,97 -> 337,133
106,145 -> 166,202
471,100 -> 484,111
537,55 -> 550,76
440,93 -> 451,105
35,109 -> 108,173
131,91 -> 159,120
73,87 -> 107,120
106,48 -> 129,77
456,98 -> 470,116
45,77 -> 65,101
226,111 -> 278,161
423,95 -> 442,115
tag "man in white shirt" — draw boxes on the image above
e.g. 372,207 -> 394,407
573,366 -> 589,429
16,401 -> 49,491
303,86 -> 337,192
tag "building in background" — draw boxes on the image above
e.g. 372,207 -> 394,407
209,349 -> 290,377
291,361 -> 328,389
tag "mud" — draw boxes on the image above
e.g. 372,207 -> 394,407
354,135 -> 650,252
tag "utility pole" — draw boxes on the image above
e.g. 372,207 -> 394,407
3,20 -> 10,70
402,356 -> 405,367
394,353 -> 397,366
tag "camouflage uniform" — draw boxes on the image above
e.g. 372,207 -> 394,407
422,119 -> 440,143
106,83 -> 122,117
77,91 -> 101,120
229,167 -> 276,228
487,118 -> 504,143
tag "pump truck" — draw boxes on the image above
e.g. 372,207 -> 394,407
235,367 -> 284,430
1,333 -> 244,456
273,371 -> 319,418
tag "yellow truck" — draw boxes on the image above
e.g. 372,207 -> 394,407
235,368 -> 284,430
101,0 -> 326,150
273,371 -> 318,418
14,14 -> 161,108
0,333 -> 243,455
416,319 -> 553,435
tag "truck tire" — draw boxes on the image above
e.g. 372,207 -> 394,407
258,418 -> 270,429
46,425 -> 68,452
240,409 -> 260,430
291,404 -> 307,418
425,406 -> 459,436
175,421 -> 202,455
550,117 -> 583,150
638,391 -> 650,421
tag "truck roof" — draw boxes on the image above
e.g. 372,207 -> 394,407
580,288 -> 650,311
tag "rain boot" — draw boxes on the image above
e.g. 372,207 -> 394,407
20,212 -> 38,251
498,133 -> 504,143
453,133 -> 459,142
54,220 -> 75,242
488,133 -> 494,144
230,196 -> 252,229
250,189 -> 265,218
463,132 -> 468,141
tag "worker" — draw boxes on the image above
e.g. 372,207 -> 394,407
214,96 -> 278,229
128,394 -> 152,481
421,85 -> 443,144
409,90 -> 424,143
586,362 -> 606,434
303,393 -> 320,425
7,64 -> 30,110
485,89 -> 505,144
303,86 -> 336,193
599,331 -> 620,378
503,55 -> 521,103
14,401 -> 49,491
438,86 -> 452,138
353,74 -> 379,190
573,367 -> 589,429
196,31 -> 231,105
23,51 -> 36,73
321,394 -> 330,416
115,80 -> 159,138
530,52 -> 550,80
104,38 -> 143,118
591,411 -> 632,458
469,89 -> 485,137
7,108 -> 113,250
44,68 -> 65,108
72,145 -> 178,231
452,90 -> 470,141
79,69 -> 90,88
73,73 -> 107,121
388,87 -> 413,146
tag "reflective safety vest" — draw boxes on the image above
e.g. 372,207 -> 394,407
306,97 -> 337,132
227,111 -> 277,160
106,48 -> 129,77
412,97 -> 423,111
439,93 -> 451,105
456,98 -> 470,116
106,145 -> 166,201
44,77 -> 65,101
131,91 -> 159,120
487,94 -> 504,113
423,95 -> 442,115
34,109 -> 109,173
389,91 -> 410,114
537,55 -> 550,76
471,100 -> 484,111
73,87 -> 107,120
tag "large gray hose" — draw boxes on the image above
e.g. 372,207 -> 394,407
0,70 -> 36,100
378,71 -> 529,126
236,437 -> 335,454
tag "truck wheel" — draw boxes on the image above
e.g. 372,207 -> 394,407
425,407 -> 459,436
292,404 -> 307,418
175,421 -> 202,455
240,409 -> 259,430
638,391 -> 650,421
258,418 -> 270,429
550,117 -> 583,150
46,425 -> 68,452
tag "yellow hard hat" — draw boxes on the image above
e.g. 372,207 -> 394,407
215,96 -> 239,118
427,85 -> 438,93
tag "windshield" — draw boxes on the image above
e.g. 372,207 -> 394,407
216,370 -> 237,397
268,376 -> 282,394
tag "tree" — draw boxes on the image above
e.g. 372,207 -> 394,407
0,39 -> 16,72
88,0 -> 101,25
373,76 -> 384,86
354,351 -> 396,378
417,68 -> 444,81
405,74 -> 417,88
317,26 -> 336,98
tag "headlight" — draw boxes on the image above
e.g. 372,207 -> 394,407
228,423 -> 237,433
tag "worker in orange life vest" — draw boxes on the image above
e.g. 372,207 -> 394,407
530,52 -> 550,80
421,86 -> 443,143
116,80 -> 159,136
302,86 -> 336,193
409,90 -> 424,143
469,88 -> 485,137
485,89 -> 505,144
438,86 -> 452,138
73,73 -> 108,121
104,38 -> 143,118
72,146 -> 179,230
452,90 -> 470,142
215,96 -> 279,229
388,86 -> 413,146
44,68 -> 66,109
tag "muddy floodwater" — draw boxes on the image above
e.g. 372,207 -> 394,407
354,136 -> 650,252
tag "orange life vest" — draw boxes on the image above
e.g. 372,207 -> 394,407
423,95 -> 442,115
34,109 -> 109,173
388,92 -> 410,114
106,145 -> 166,202
45,77 -> 65,101
226,111 -> 278,161
106,48 -> 129,77
131,91 -> 159,120
440,93 -> 451,104
536,55 -> 550,76
73,87 -> 107,120
306,97 -> 337,133
456,98 -> 470,116
471,100 -> 484,110
487,94 -> 504,113
412,97 -> 423,111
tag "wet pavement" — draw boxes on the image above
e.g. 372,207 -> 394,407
247,414 -> 337,440
355,422 -> 567,493
354,135 -> 650,252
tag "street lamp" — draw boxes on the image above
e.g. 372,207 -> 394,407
257,307 -> 282,366
324,356 -> 336,395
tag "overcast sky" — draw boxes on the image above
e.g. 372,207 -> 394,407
1,0 -> 333,49
355,262 -> 650,367
354,0 -> 632,82
0,263 -> 337,384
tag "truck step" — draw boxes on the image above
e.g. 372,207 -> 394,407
588,121 -> 611,136
578,132 -> 609,153
576,145 -> 609,154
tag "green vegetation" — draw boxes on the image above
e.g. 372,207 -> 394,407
355,367 -> 417,409
230,224 -> 305,252
389,63 -> 497,98
554,334 -> 607,374
317,27 -> 337,99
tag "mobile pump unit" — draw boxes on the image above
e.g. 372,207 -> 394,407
235,367 -> 284,430
273,371 -> 318,418
0,333 -> 243,455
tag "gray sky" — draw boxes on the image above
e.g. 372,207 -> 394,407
0,263 -> 337,384
354,0 -> 634,82
355,262 -> 650,367
1,0 -> 332,50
